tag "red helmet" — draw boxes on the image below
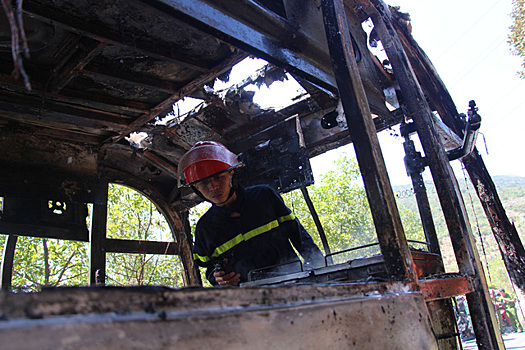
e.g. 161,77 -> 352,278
177,141 -> 242,186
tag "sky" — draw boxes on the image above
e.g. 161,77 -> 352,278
310,0 -> 525,185
376,0 -> 525,185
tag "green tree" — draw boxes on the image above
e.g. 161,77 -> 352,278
0,184 -> 184,292
105,184 -> 184,287
509,0 -> 525,78
8,236 -> 88,292
283,155 -> 424,264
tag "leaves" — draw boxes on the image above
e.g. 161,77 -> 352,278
284,155 -> 393,263
2,184 -> 184,292
105,184 -> 183,287
2,160 -> 522,292
509,0 -> 525,78
9,236 -> 89,292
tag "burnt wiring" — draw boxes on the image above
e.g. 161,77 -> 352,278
1,0 -> 31,91
461,165 -> 493,286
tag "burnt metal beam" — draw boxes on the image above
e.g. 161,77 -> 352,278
105,50 -> 248,144
367,1 -> 504,348
321,0 -> 417,281
89,182 -> 108,285
393,12 -> 525,294
50,40 -> 105,93
58,87 -> 152,114
300,187 -> 333,264
0,235 -> 18,292
0,86 -> 142,133
141,151 -> 179,178
420,276 -> 474,302
463,155 -> 525,291
105,238 -> 179,255
0,105 -> 121,136
22,4 -> 212,73
2,65 -> 158,127
0,73 -> 151,116
178,210 -> 202,286
83,64 -> 180,94
147,0 -> 337,90
24,126 -> 103,146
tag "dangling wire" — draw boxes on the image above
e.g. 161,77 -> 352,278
1,0 -> 32,91
461,165 -> 493,286
461,165 -> 525,327
461,164 -> 504,332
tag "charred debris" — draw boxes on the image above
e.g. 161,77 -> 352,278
0,0 -> 523,349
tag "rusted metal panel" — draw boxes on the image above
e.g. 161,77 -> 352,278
420,276 -> 474,302
0,285 -> 437,349
427,299 -> 461,350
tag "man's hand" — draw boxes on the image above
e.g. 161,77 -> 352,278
213,270 -> 241,286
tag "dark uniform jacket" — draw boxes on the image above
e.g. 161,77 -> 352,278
193,185 -> 324,285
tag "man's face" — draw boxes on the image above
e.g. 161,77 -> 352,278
194,170 -> 233,206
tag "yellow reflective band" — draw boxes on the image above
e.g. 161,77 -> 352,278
278,213 -> 295,223
193,253 -> 211,263
214,233 -> 244,257
209,213 -> 296,259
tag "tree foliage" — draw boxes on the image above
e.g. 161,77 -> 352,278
282,155 -> 425,264
0,184 -> 183,292
2,158 -> 523,294
6,236 -> 88,292
509,0 -> 525,78
105,184 -> 184,287
394,174 -> 525,291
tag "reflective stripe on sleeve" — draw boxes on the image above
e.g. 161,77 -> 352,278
193,253 -> 211,263
193,213 -> 295,263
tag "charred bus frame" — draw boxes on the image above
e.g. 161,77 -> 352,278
1,0 -> 523,349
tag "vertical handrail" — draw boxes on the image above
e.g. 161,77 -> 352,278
300,186 -> 333,265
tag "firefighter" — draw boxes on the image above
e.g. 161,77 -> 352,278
498,289 -> 523,333
178,141 -> 325,286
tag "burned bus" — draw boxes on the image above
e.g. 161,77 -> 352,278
1,0 -> 522,349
